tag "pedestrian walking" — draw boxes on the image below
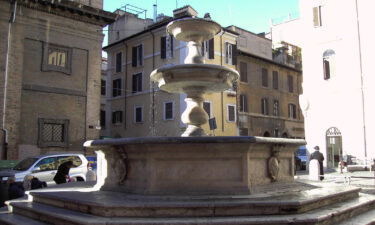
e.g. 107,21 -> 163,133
310,146 -> 325,180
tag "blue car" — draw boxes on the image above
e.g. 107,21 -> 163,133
296,146 -> 307,170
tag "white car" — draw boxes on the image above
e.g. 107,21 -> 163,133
0,153 -> 88,185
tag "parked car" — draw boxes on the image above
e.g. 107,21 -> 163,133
0,153 -> 88,185
296,146 -> 307,170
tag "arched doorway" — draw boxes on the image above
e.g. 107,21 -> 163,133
325,127 -> 343,168
263,131 -> 271,137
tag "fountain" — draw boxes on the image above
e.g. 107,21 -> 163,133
2,16 -> 375,225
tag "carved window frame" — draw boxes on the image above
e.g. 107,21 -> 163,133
42,42 -> 72,75
38,118 -> 69,148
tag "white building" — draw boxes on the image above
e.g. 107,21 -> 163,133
270,0 -> 375,168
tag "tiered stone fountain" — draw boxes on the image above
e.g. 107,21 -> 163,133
1,17 -> 375,225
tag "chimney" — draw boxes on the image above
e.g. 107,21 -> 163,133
153,4 -> 157,22
173,5 -> 198,18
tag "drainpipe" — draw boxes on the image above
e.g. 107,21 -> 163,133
123,42 -> 128,130
2,0 -> 17,160
355,0 -> 367,165
150,31 -> 156,136
220,31 -> 224,132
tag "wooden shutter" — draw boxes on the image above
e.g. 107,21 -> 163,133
232,44 -> 237,65
161,36 -> 166,59
240,62 -> 247,82
170,35 -> 174,57
112,112 -> 116,124
132,75 -> 137,93
137,74 -> 142,92
272,71 -> 278,89
132,46 -> 137,67
323,59 -> 330,80
313,6 -> 322,27
208,38 -> 214,59
139,45 -> 143,66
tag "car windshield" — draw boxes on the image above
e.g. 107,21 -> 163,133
297,148 -> 306,156
13,158 -> 38,171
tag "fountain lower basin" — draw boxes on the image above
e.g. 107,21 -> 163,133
84,136 -> 305,195
151,64 -> 238,93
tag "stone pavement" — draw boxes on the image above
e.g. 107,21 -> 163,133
296,169 -> 375,195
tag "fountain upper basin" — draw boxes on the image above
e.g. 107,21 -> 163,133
150,64 -> 239,93
167,18 -> 221,43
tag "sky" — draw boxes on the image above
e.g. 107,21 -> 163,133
103,0 -> 300,46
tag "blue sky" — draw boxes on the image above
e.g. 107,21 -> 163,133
103,0 -> 299,46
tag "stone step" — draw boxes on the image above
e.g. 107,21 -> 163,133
30,186 -> 361,217
337,207 -> 375,225
8,193 -> 375,225
0,212 -> 49,225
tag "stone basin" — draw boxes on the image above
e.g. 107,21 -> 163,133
150,64 -> 239,93
84,136 -> 305,196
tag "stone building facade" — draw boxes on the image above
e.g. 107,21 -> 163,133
0,0 -> 116,160
102,6 -> 304,138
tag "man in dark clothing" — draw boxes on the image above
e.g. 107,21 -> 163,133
310,146 -> 325,180
7,177 -> 25,200
54,161 -> 74,184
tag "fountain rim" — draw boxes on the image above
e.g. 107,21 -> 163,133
84,136 -> 306,148
150,63 -> 239,78
166,17 -> 222,37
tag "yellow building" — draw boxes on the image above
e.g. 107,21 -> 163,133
103,6 -> 304,138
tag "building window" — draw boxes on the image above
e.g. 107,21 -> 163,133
227,104 -> 236,122
38,118 -> 69,147
288,103 -> 297,119
42,43 -> 72,74
100,110 -> 106,128
323,49 -> 335,80
115,52 -> 122,73
261,98 -> 269,115
240,62 -> 248,82
313,6 -> 322,27
164,102 -> 174,120
161,35 -> 174,59
112,111 -> 123,124
132,73 -> 142,93
202,38 -> 214,59
112,79 -> 122,97
261,68 -> 268,87
101,80 -> 106,96
239,94 -> 248,112
288,75 -> 294,93
239,128 -> 248,136
203,101 -> 212,118
272,71 -> 279,89
132,44 -> 143,67
134,106 -> 143,123
225,42 -> 237,65
273,100 -> 279,116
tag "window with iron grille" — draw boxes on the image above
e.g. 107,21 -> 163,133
239,94 -> 248,112
164,102 -> 174,120
272,71 -> 279,89
261,68 -> 268,87
261,98 -> 269,115
112,79 -> 122,97
38,119 -> 69,147
288,75 -> 294,93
